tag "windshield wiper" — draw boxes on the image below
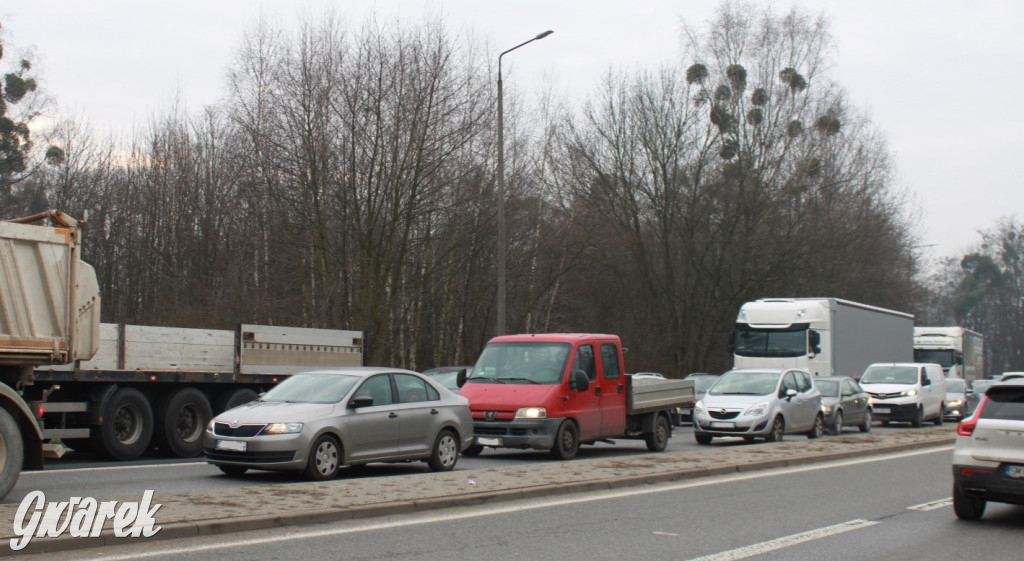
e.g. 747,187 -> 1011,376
468,374 -> 505,384
499,377 -> 540,384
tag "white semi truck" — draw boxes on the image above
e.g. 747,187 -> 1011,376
729,298 -> 914,378
0,210 -> 364,500
913,327 -> 984,382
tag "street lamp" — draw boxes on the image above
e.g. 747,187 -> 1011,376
497,29 -> 553,336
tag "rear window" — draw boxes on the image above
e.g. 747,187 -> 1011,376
980,387 -> 1024,421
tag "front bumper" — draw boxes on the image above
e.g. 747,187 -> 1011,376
869,400 -> 919,423
953,463 -> 1024,506
203,432 -> 306,471
470,417 -> 564,450
692,412 -> 772,438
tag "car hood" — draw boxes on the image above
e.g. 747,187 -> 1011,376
215,400 -> 336,423
700,393 -> 772,409
459,383 -> 558,412
859,383 -> 914,394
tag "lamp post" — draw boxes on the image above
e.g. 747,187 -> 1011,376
497,29 -> 553,336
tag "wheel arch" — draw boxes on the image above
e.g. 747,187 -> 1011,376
0,387 -> 43,470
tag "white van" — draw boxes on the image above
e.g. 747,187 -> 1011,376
859,363 -> 945,427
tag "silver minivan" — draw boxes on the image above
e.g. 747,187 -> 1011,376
693,368 -> 824,444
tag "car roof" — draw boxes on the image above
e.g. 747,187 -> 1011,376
291,367 -> 421,378
488,333 -> 619,344
987,379 -> 1024,392
815,376 -> 855,381
725,368 -> 805,375
865,362 -> 941,368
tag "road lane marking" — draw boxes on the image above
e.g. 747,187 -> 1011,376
21,461 -> 209,475
684,519 -> 879,561
70,446 -> 952,560
908,498 -> 952,511
653,531 -> 679,536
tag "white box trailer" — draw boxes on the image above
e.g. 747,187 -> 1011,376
729,298 -> 914,378
913,327 -> 984,382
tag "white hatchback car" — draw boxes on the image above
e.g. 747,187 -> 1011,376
952,379 -> 1024,519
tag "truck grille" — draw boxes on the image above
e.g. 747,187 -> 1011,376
213,423 -> 266,437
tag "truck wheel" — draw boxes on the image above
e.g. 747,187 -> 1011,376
764,416 -> 784,442
550,421 -> 579,460
694,433 -> 713,445
910,406 -> 923,428
858,410 -> 872,433
807,414 -> 824,439
92,387 -> 153,460
304,434 -> 341,481
645,414 -> 671,452
426,429 -> 459,471
0,408 -> 25,500
213,388 -> 259,414
155,388 -> 212,457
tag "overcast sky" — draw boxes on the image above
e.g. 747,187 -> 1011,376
2,1 -> 1021,265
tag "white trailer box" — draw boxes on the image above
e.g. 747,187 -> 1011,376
730,298 -> 914,378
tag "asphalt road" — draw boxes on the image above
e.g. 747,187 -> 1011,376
5,423 -> 896,505
14,446 -> 1023,561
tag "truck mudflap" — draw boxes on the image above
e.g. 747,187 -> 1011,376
471,417 -> 563,450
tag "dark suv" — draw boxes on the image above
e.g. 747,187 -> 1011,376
951,379 -> 1024,520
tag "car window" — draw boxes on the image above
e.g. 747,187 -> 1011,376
979,387 -> 1024,420
841,379 -> 859,396
600,343 -> 621,380
796,371 -> 812,393
262,373 -> 359,404
394,374 -> 437,403
781,372 -> 799,394
353,374 -> 393,406
861,366 -> 918,384
573,345 -> 597,381
817,380 -> 839,397
946,379 -> 966,393
708,371 -> 779,396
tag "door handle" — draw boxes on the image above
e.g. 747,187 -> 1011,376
389,412 -> 398,418
617,384 -> 624,394
431,409 -> 439,415
595,386 -> 602,396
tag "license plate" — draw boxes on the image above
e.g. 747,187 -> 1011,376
1007,465 -> 1024,479
215,440 -> 246,452
711,422 -> 735,429
874,407 -> 890,414
477,437 -> 502,446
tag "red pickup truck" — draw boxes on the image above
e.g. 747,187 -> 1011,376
457,333 -> 693,459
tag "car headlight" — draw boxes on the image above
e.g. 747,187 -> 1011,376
744,402 -> 769,417
901,389 -> 918,397
206,419 -> 216,433
261,422 -> 304,435
821,404 -> 833,414
694,400 -> 705,414
514,407 -> 547,419
948,399 -> 963,406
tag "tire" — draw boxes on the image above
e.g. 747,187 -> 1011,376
217,464 -> 248,477
695,433 -> 713,445
830,411 -> 844,435
645,414 -> 671,452
764,416 -> 784,442
427,429 -> 459,471
934,405 -> 945,426
462,444 -> 484,457
154,388 -> 213,457
858,410 -> 872,433
550,421 -> 579,460
910,406 -> 923,428
0,408 -> 25,500
213,388 -> 259,415
304,434 -> 341,481
807,414 -> 824,439
952,482 -> 986,520
91,387 -> 153,460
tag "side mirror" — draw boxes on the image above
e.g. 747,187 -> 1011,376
570,370 -> 590,392
456,368 -> 468,388
786,388 -> 798,399
349,396 -> 374,409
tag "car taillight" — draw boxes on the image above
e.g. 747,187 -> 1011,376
36,404 -> 45,418
957,395 -> 988,436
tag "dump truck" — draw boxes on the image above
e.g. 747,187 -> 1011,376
0,210 -> 364,499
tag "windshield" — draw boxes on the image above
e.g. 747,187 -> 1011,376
913,349 -> 954,368
262,373 -> 359,403
945,379 -> 966,393
469,342 -> 570,384
817,380 -> 840,397
693,377 -> 719,393
860,366 -> 918,385
733,326 -> 807,358
708,371 -> 780,396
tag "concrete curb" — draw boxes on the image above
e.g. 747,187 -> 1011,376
5,432 -> 954,556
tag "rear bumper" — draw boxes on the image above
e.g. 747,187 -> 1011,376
952,464 -> 1024,506
470,418 -> 563,450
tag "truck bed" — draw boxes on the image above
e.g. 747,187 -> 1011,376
628,377 -> 694,414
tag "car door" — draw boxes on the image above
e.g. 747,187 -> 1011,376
920,367 -> 941,418
795,371 -> 820,429
393,373 -> 441,456
568,344 -> 602,441
598,342 -> 627,436
344,374 -> 400,462
778,371 -> 806,431
841,378 -> 869,425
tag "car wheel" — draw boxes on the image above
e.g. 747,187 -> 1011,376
550,421 -> 579,460
858,410 -> 872,433
830,411 -> 844,435
764,416 -> 784,442
695,433 -> 713,445
952,482 -> 986,520
807,414 -> 824,439
304,434 -> 341,481
217,464 -> 248,477
462,444 -> 484,457
427,429 -> 459,472
933,405 -> 944,425
911,406 -> 923,428
645,414 -> 671,452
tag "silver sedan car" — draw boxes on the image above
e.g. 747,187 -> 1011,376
204,367 -> 474,480
693,368 -> 824,444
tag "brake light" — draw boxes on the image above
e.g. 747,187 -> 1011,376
36,404 -> 45,419
957,395 -> 988,436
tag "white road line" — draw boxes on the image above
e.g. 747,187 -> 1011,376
76,446 -> 951,560
21,461 -> 209,475
685,519 -> 879,561
908,498 -> 952,511
653,531 -> 679,536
